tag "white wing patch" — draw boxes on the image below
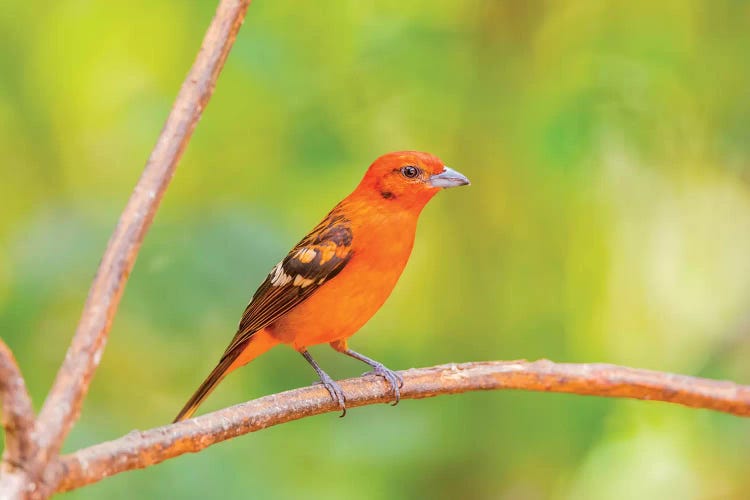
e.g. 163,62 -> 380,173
270,261 -> 317,289
270,262 -> 293,287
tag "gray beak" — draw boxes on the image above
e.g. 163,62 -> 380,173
429,166 -> 470,188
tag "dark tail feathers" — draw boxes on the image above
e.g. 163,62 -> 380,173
173,352 -> 239,423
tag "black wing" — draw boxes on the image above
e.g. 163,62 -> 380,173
220,208 -> 353,360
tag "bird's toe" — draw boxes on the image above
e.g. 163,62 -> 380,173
314,374 -> 347,417
365,364 -> 403,406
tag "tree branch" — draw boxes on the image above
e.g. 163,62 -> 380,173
3,0 -> 748,497
0,340 -> 36,471
34,0 -> 252,467
55,360 -> 750,493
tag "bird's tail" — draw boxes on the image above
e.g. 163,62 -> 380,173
173,329 -> 278,423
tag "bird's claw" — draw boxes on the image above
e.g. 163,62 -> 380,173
313,374 -> 347,417
363,364 -> 403,406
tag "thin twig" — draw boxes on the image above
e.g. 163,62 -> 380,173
0,340 -> 36,470
55,359 -> 750,492
34,0 -> 252,469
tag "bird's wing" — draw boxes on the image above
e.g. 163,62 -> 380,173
220,208 -> 353,360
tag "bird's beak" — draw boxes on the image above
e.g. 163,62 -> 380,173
429,167 -> 470,188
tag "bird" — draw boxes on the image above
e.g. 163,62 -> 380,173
174,151 -> 469,422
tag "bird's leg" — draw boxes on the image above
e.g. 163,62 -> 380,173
330,340 -> 403,406
299,349 -> 347,417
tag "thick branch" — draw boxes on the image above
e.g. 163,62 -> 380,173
35,0 -> 252,464
0,340 -> 35,469
55,360 -> 750,492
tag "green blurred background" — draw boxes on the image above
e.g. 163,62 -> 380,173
2,0 -> 750,498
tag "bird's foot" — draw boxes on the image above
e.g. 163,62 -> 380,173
313,373 -> 347,417
363,363 -> 403,406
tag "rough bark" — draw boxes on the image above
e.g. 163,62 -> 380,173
54,360 -> 750,492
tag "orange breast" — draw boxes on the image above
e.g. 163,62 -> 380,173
268,211 -> 417,349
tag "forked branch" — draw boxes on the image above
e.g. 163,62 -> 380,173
55,359 -> 750,492
0,340 -> 35,471
34,0 -> 252,465
0,1 -> 252,498
2,0 -> 750,498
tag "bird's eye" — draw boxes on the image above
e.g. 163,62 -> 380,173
400,166 -> 420,179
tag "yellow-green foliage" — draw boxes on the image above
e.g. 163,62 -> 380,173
1,1 -> 749,498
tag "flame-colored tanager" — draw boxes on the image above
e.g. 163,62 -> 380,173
174,151 -> 469,421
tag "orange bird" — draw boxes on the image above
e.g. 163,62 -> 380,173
174,151 -> 469,422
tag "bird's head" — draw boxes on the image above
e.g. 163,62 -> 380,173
353,151 -> 470,212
